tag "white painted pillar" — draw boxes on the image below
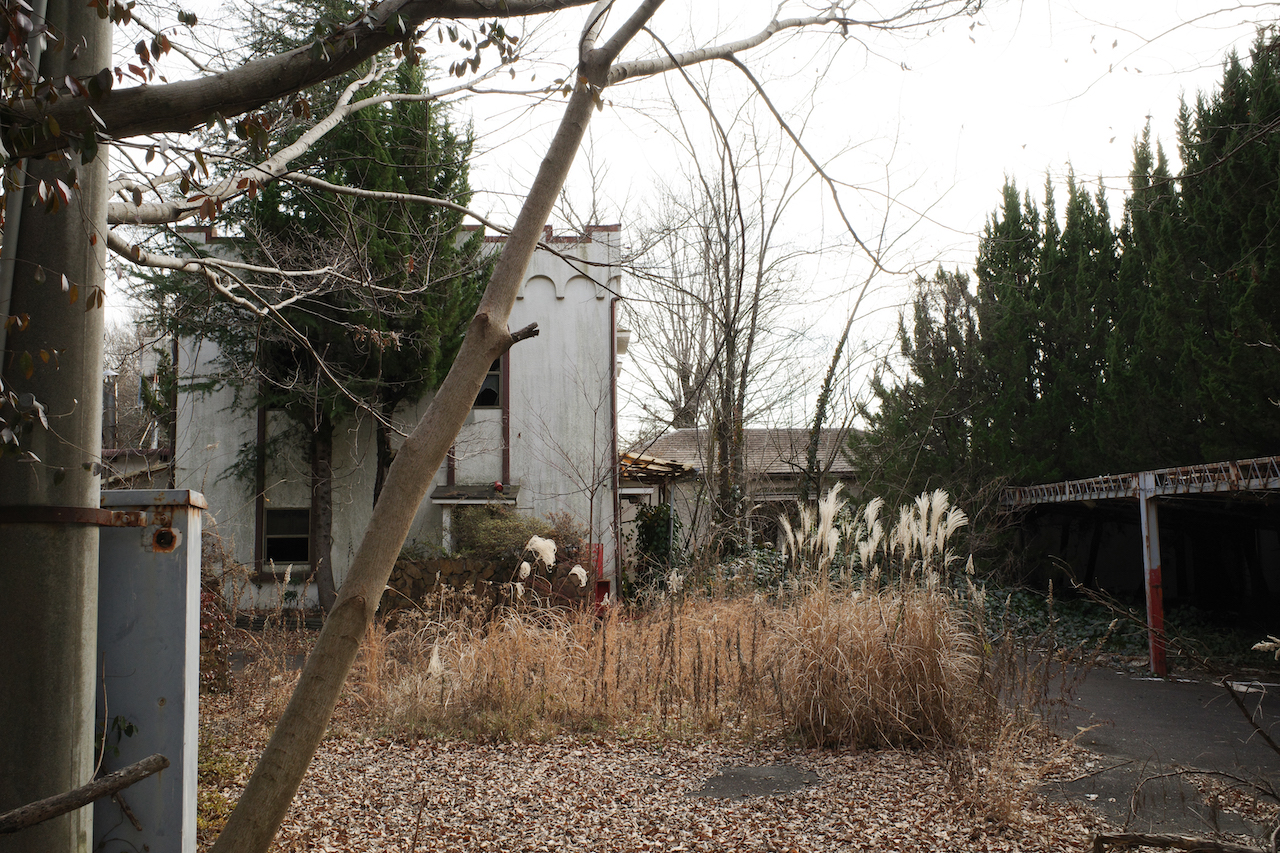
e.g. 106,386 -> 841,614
1137,472 -> 1167,676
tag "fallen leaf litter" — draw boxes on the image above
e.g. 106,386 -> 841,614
202,711 -> 1111,852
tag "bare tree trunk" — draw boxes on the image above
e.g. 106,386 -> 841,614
0,2 -> 110,851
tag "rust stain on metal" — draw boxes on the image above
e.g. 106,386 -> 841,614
152,528 -> 179,553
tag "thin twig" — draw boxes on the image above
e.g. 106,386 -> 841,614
1222,677 -> 1280,759
1065,758 -> 1135,783
1092,831 -> 1263,853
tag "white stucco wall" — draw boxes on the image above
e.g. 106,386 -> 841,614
506,228 -> 621,572
175,226 -> 623,608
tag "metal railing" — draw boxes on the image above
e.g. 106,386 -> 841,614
1000,455 -> 1280,508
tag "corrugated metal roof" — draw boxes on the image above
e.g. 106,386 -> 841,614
1001,455 -> 1280,508
618,451 -> 696,483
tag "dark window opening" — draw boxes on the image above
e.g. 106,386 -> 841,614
749,503 -> 787,550
474,358 -> 501,407
263,508 -> 310,567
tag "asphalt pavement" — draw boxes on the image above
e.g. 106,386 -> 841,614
1048,665 -> 1280,839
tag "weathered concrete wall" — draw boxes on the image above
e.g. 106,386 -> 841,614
176,227 -> 623,609
508,235 -> 619,561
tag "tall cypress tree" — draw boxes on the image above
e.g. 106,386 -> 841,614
973,181 -> 1042,481
972,176 -> 1120,483
1159,35 -> 1280,462
857,32 -> 1280,519
853,267 -> 988,507
246,62 -> 491,503
1099,125 -> 1188,469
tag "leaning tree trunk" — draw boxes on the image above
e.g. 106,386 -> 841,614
208,73 -> 604,853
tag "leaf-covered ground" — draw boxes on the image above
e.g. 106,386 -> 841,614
201,694 -> 1111,853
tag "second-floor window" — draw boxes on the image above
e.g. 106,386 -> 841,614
474,358 -> 501,407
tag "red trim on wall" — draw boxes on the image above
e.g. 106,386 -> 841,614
501,351 -> 511,484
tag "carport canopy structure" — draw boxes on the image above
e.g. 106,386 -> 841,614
1001,456 -> 1280,676
618,451 -> 697,505
618,451 -> 696,484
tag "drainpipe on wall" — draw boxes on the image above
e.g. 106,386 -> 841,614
501,350 -> 511,486
610,295 -> 626,596
253,396 -> 267,574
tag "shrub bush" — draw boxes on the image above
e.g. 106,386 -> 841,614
451,505 -> 553,564
544,510 -> 589,569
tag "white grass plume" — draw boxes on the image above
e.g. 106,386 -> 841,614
524,535 -> 556,568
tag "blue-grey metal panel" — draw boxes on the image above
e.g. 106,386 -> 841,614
95,490 -> 203,853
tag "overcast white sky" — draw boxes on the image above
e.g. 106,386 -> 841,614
462,0 -> 1267,303
105,0 -> 1272,429
444,0 -> 1271,429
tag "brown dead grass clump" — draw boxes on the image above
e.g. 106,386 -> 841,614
349,594 -> 779,740
349,584 -> 985,749
336,490 -> 993,751
771,584 -> 980,748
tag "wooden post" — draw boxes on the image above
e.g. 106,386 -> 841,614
1137,472 -> 1167,676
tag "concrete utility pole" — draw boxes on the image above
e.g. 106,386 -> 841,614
0,0 -> 112,845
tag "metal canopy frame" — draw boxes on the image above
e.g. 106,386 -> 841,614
1000,455 -> 1280,676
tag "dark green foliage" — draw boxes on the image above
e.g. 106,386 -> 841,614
237,59 -> 492,497
1151,37 -> 1280,462
139,13 -> 494,609
144,54 -> 491,455
630,502 -> 681,592
852,267 -> 988,508
998,588 -> 1277,669
859,32 -> 1280,520
451,505 -> 552,564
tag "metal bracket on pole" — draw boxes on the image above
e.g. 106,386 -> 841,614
0,506 -> 148,527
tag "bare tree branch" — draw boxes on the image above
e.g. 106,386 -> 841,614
0,754 -> 169,835
1091,832 -> 1263,853
1,0 -> 600,157
610,2 -> 981,85
106,61 -> 506,225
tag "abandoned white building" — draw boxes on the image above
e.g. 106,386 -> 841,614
627,427 -> 858,549
173,225 -> 627,608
